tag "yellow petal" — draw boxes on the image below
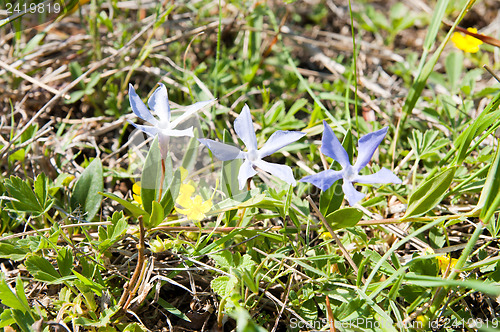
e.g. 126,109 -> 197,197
132,182 -> 141,195
451,28 -> 482,53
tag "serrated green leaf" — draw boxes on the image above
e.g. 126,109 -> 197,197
211,275 -> 238,298
71,158 -> 103,220
57,247 -> 73,277
325,207 -> 363,231
0,276 -> 30,313
212,251 -> 233,268
0,242 -> 30,261
404,166 -> 457,219
4,176 -> 48,216
25,255 -> 61,282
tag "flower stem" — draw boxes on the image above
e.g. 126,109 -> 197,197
158,158 -> 165,203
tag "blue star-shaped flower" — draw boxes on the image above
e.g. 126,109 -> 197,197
128,83 -> 214,158
300,121 -> 402,206
198,104 -> 305,189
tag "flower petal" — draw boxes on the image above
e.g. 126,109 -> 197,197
128,84 -> 159,126
128,121 -> 161,137
353,168 -> 402,185
148,83 -> 170,123
170,99 -> 215,129
162,128 -> 194,137
354,127 -> 388,172
234,104 -> 257,150
238,159 -> 257,190
342,181 -> 365,206
299,169 -> 343,191
321,120 -> 350,168
198,139 -> 244,161
253,159 -> 296,186
259,131 -> 306,158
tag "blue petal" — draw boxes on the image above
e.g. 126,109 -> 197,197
253,159 -> 296,186
128,84 -> 159,126
170,99 -> 215,129
353,168 -> 402,184
234,104 -> 257,150
148,83 -> 170,123
353,127 -> 388,172
299,169 -> 343,191
128,121 -> 161,137
238,159 -> 257,190
198,139 -> 244,161
321,120 -> 350,168
342,181 -> 365,206
259,131 -> 306,158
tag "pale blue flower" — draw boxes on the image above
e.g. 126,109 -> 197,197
199,104 -> 305,189
128,83 -> 214,158
300,121 -> 401,206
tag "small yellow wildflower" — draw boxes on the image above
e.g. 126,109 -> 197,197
176,195 -> 213,221
177,183 -> 195,206
451,28 -> 483,53
437,255 -> 458,275
132,182 -> 142,205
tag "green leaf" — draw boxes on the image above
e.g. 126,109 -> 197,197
145,201 -> 164,229
4,176 -> 51,216
211,275 -> 238,298
141,136 -> 161,214
99,192 -> 147,218
25,255 -> 61,282
325,207 -> 363,231
71,158 -> 103,220
0,242 -> 30,261
478,142 -> 500,224
404,166 -> 457,219
212,251 -> 233,269
181,130 -> 199,170
57,247 -> 73,277
157,298 -> 191,322
0,276 -> 30,313
98,211 -> 128,251
445,52 -> 463,93
159,168 -> 181,216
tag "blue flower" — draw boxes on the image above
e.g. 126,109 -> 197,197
199,104 -> 306,189
300,121 -> 402,206
128,83 -> 214,158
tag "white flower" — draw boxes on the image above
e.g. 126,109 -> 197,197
128,83 -> 214,158
199,104 -> 305,189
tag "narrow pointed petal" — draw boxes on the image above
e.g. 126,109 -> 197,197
354,127 -> 388,172
238,159 -> 257,190
170,99 -> 215,129
259,131 -> 306,158
148,83 -> 170,123
342,181 -> 366,206
234,104 -> 257,150
198,139 -> 244,161
128,121 -> 161,137
128,84 -> 159,126
162,127 -> 194,137
353,168 -> 402,184
299,169 -> 343,191
253,159 -> 296,186
321,120 -> 350,168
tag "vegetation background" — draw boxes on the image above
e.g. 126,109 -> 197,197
1,0 -> 500,331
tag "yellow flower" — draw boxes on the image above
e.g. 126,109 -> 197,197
451,28 -> 483,53
176,195 -> 213,221
437,255 -> 458,275
132,182 -> 142,205
177,183 -> 195,205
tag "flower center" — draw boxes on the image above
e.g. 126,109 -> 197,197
158,120 -> 170,130
247,149 -> 259,162
343,165 -> 357,182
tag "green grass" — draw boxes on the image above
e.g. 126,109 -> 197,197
1,0 -> 500,331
